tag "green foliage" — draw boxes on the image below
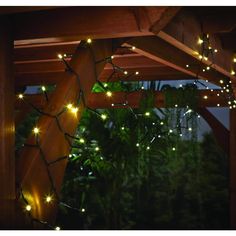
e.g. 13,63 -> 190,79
57,101 -> 228,229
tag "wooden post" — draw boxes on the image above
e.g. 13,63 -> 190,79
16,39 -> 117,228
0,16 -> 15,229
230,109 -> 236,229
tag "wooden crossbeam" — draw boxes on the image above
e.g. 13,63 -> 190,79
15,90 -> 228,112
124,36 -> 227,87
87,90 -> 227,109
16,39 -> 117,226
12,7 -> 180,46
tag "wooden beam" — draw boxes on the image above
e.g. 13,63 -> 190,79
16,39 -> 116,226
198,107 -> 229,155
230,109 -> 236,229
157,8 -> 236,81
0,16 -> 15,229
87,90 -> 227,109
124,36 -> 227,87
14,41 -> 79,61
15,90 -> 227,113
12,7 -> 177,46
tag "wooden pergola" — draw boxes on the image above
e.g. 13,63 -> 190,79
0,6 -> 236,229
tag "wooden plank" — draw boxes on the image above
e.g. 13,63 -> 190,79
14,41 -> 79,61
0,16 -> 15,229
230,109 -> 236,229
87,90 -> 227,109
16,39 -> 116,226
11,7 -> 157,45
198,107 -> 229,155
15,90 -> 227,114
124,36 -> 227,87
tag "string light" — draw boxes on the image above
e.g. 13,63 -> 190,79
188,127 -> 192,132
18,94 -> 24,99
87,38 -> 92,44
25,205 -> 31,211
186,64 -> 189,68
104,83 -> 108,88
160,121 -> 164,125
95,147 -> 100,151
145,112 -> 150,116
234,58 -> 236,63
217,104 -> 220,107
206,66 -> 210,70
41,86 -> 46,92
198,38 -> 203,44
101,114 -> 107,120
81,208 -> 85,212
175,104 -> 178,108
66,103 -> 73,109
79,138 -> 85,144
146,146 -> 150,150
124,71 -> 128,75
121,126 -> 125,130
172,147 -> 176,151
203,95 -> 208,99
136,143 -> 140,147
231,70 -> 235,75
169,129 -> 173,133
135,71 -> 139,75
106,91 -> 112,97
141,86 -> 145,90
45,195 -> 53,203
219,80 -> 224,84
132,46 -> 136,50
33,127 -> 39,134
198,55 -> 203,59
57,54 -> 63,59
55,226 -> 61,231
214,49 -> 218,53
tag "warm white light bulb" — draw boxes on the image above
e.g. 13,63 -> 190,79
18,94 -> 24,99
87,38 -> 92,44
101,114 -> 107,120
41,86 -> 46,92
25,205 -> 31,211
33,127 -> 39,134
106,91 -> 112,97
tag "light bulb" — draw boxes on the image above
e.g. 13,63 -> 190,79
41,86 -> 46,91
136,143 -> 140,147
57,54 -> 63,59
55,226 -> 60,231
87,38 -> 92,44
132,46 -> 136,50
81,208 -> 85,212
186,64 -> 189,68
25,205 -> 31,211
33,127 -> 39,134
106,91 -> 112,97
172,147 -> 176,151
146,146 -> 150,150
145,112 -> 150,116
18,94 -> 24,99
79,138 -> 85,143
203,95 -> 208,99
124,71 -> 128,75
198,38 -> 203,44
135,71 -> 139,75
45,195 -> 53,203
95,147 -> 99,151
101,114 -> 107,120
